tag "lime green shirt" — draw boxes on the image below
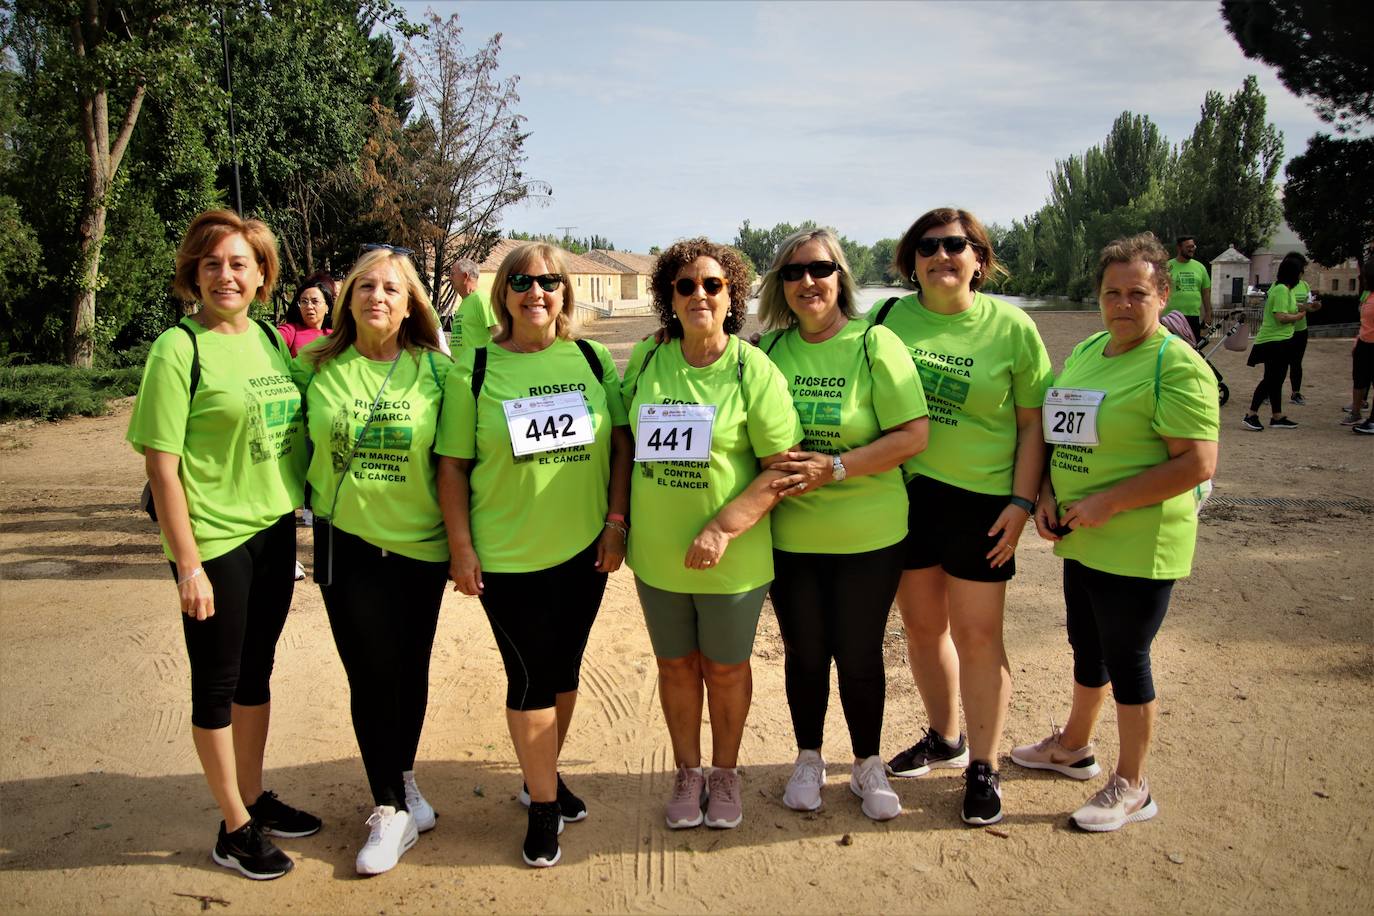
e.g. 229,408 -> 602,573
296,344 -> 452,563
760,321 -> 928,554
1254,283 -> 1297,345
622,335 -> 802,594
868,292 -> 1052,495
1166,258 -> 1210,317
1049,327 -> 1219,579
455,291 -> 498,350
1292,280 -> 1310,333
126,319 -> 306,562
435,339 -> 628,572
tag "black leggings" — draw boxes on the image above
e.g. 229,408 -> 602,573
770,543 -> 904,758
1063,559 -> 1173,706
1287,329 -> 1308,394
478,539 -> 607,711
175,513 -> 296,730
320,526 -> 447,809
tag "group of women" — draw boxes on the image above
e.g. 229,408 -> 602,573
129,205 -> 1219,880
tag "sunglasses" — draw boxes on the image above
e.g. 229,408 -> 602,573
674,277 -> 728,296
778,260 -> 841,283
914,235 -> 977,258
360,243 -> 415,257
508,273 -> 563,293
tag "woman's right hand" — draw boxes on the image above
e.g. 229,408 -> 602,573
1033,500 -> 1063,542
178,567 -> 215,620
450,543 -> 484,596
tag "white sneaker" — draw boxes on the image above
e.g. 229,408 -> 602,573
403,770 -> 436,832
355,805 -> 418,876
782,750 -> 826,811
1070,772 -> 1158,832
850,755 -> 901,820
293,560 -> 306,581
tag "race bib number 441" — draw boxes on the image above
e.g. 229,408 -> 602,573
1043,387 -> 1106,446
503,391 -> 594,457
634,403 -> 714,462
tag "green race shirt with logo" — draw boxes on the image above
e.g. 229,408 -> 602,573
435,338 -> 627,572
1049,326 -> 1219,579
760,321 -> 928,553
454,291 -> 498,350
1254,282 -> 1297,345
1166,258 -> 1210,317
126,319 -> 306,561
622,335 -> 802,594
296,344 -> 452,562
868,292 -> 1052,495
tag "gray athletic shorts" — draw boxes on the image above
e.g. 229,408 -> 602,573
634,577 -> 769,665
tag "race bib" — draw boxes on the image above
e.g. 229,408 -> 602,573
1043,388 -> 1106,446
634,403 -> 714,462
502,391 -> 594,457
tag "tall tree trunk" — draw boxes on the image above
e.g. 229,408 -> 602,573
67,191 -> 107,367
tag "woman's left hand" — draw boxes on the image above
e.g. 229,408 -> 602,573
985,503 -> 1030,568
595,524 -> 627,573
768,450 -> 833,497
685,521 -> 731,569
1059,492 -> 1117,530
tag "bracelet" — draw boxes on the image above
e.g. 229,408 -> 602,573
604,520 -> 628,536
178,566 -> 204,586
606,512 -> 626,523
1008,495 -> 1036,514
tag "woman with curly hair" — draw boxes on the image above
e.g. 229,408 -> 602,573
622,238 -> 801,831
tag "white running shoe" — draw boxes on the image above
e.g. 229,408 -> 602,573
782,750 -> 826,812
850,755 -> 901,820
355,805 -> 418,876
1070,772 -> 1159,832
402,770 -> 436,832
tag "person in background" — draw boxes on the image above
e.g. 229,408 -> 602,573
1342,254 -> 1374,434
1019,232 -> 1218,832
277,272 -> 335,358
1284,270 -> 1320,406
1165,236 -> 1212,340
1241,252 -> 1313,431
449,257 -> 499,350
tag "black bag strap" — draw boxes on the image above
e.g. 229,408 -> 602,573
175,321 -> 201,401
574,338 -> 604,381
762,330 -> 784,355
623,340 -> 663,403
872,296 -> 901,327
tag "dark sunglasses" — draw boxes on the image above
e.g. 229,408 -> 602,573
508,273 -> 563,293
778,260 -> 841,283
914,235 -> 976,258
674,277 -> 728,296
360,243 -> 415,257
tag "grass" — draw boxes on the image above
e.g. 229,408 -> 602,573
0,364 -> 143,421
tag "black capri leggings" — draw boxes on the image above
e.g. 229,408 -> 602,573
320,525 -> 447,809
478,539 -> 607,711
1248,339 -> 1292,414
1063,559 -> 1173,706
174,513 -> 296,730
1286,329 -> 1308,394
770,543 -> 904,759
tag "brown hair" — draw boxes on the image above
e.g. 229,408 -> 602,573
304,248 -> 440,368
650,238 -> 750,337
489,242 -> 577,342
893,207 -> 1004,291
173,209 -> 280,304
1095,232 -> 1172,296
758,228 -> 861,331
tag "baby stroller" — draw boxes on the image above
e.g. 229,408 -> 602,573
1159,309 -> 1246,406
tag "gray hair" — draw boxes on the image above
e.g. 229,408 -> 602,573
450,257 -> 480,280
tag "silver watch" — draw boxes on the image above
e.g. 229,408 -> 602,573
831,454 -> 848,482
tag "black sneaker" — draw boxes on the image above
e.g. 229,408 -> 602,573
886,727 -> 970,777
212,820 -> 294,880
1240,415 -> 1264,431
518,775 -> 588,822
1269,417 -> 1299,429
522,801 -> 562,868
1290,393 -> 1306,405
1355,419 -> 1374,435
961,761 -> 1003,826
247,790 -> 322,838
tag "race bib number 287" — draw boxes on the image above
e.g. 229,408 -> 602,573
634,403 -> 715,462
1042,387 -> 1106,446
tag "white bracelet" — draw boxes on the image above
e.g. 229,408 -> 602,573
178,566 -> 203,586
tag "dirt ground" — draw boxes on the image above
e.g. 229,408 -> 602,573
1,311 -> 1370,915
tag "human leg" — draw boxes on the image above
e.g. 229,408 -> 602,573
1288,329 -> 1308,398
895,567 -> 959,741
769,550 -> 833,753
828,544 -> 903,760
946,577 -> 1010,766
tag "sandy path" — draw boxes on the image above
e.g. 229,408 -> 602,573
1,312 -> 1370,914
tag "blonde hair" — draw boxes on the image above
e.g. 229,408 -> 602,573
173,209 -> 280,304
758,228 -> 861,331
490,242 -> 577,342
305,249 -> 440,368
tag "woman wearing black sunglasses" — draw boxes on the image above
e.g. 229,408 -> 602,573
756,228 -> 930,821
436,242 -> 631,868
622,238 -> 802,833
871,207 -> 1053,827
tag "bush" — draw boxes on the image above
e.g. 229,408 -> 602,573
1306,293 -> 1361,326
0,364 -> 143,421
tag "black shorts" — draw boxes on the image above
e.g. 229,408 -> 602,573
1246,338 -> 1291,368
1354,340 -> 1374,389
902,475 -> 1015,583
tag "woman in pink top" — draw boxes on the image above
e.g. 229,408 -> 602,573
278,272 -> 335,357
1343,256 -> 1374,434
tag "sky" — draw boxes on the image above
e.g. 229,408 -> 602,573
398,0 -> 1344,253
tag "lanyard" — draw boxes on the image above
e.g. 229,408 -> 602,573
323,353 -> 402,520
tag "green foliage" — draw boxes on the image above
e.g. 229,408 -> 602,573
0,364 -> 142,420
1283,134 -> 1374,269
1304,293 -> 1361,326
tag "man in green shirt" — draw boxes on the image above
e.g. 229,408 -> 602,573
1165,236 -> 1212,339
448,258 -> 499,350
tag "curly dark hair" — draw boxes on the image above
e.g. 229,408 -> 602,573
650,237 -> 750,337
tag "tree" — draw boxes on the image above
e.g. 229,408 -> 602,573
1282,134 -> 1374,269
1221,0 -> 1373,132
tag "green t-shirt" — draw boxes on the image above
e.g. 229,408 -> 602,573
454,291 -> 498,350
296,344 -> 452,563
1292,280 -> 1310,333
622,335 -> 802,594
1049,327 -> 1219,579
868,292 -> 1052,495
435,339 -> 628,572
1254,283 -> 1297,345
760,321 -> 928,554
126,319 -> 306,562
1166,258 -> 1210,317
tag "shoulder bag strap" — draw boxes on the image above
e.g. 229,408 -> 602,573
470,347 -> 489,400
175,321 -> 201,401
873,296 -> 900,326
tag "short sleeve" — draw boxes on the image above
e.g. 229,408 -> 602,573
1154,345 -> 1220,442
742,344 -> 803,457
434,347 -> 478,459
125,328 -> 194,457
1011,315 -> 1054,408
588,340 -> 628,426
867,325 -> 928,428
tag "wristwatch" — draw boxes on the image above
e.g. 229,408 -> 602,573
831,454 -> 848,482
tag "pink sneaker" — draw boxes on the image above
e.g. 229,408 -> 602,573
1070,772 -> 1158,832
704,768 -> 742,829
664,766 -> 705,829
1010,724 -> 1102,780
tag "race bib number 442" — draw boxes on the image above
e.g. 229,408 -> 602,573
634,403 -> 714,462
502,392 -> 594,457
1042,387 -> 1106,446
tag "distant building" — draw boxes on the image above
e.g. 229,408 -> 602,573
1248,220 -> 1359,295
1210,246 -> 1250,307
585,249 -> 657,301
